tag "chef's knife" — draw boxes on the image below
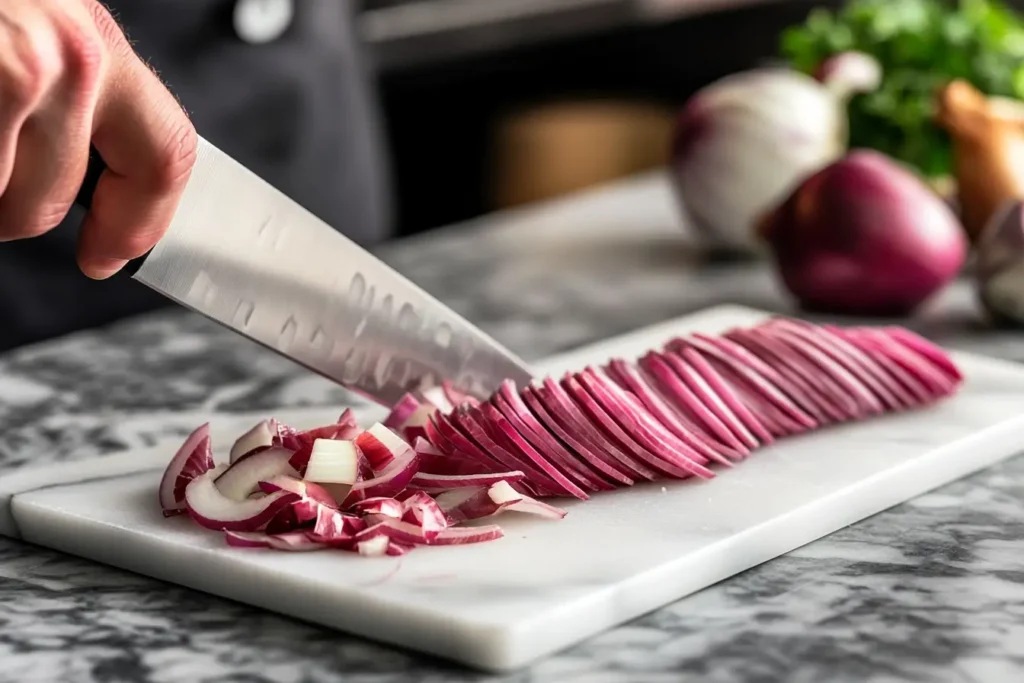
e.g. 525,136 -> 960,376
73,137 -> 534,406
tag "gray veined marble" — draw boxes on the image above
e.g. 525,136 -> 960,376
1,172 -> 1024,681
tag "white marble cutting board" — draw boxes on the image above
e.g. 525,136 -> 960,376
9,305 -> 1024,673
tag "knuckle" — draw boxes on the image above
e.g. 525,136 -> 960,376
2,26 -> 60,107
152,121 -> 199,191
9,205 -> 70,239
59,22 -> 105,90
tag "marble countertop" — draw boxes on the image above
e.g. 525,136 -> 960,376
3,173 -> 1024,682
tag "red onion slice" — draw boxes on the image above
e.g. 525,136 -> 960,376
421,386 -> 456,413
758,321 -> 884,417
475,401 -> 590,499
409,470 -> 525,492
224,530 -> 272,548
411,437 -> 493,477
310,506 -> 367,542
604,359 -> 736,463
350,497 -> 404,519
436,485 -> 519,523
300,439 -> 361,485
772,320 -> 912,410
672,346 -> 773,446
495,382 -> 613,491
451,407 -> 559,496
400,491 -> 448,540
562,373 -> 705,480
576,368 -> 717,478
229,420 -> 276,464
521,386 -> 635,486
354,423 -> 413,473
882,327 -> 963,384
726,329 -> 849,422
186,468 -> 300,531
384,393 -> 426,431
159,423 -> 215,516
343,447 -> 421,505
539,379 -> 657,481
639,352 -> 747,452
356,536 -> 391,557
430,412 -> 524,484
442,380 -> 479,408
843,328 -> 955,398
685,333 -> 821,426
214,447 -> 297,501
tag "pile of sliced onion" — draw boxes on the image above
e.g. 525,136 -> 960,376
160,318 -> 961,556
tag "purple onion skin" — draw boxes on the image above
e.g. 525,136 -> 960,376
761,150 -> 969,317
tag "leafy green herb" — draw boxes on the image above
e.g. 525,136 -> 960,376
780,0 -> 1024,178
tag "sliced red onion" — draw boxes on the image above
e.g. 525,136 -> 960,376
343,447 -> 421,506
229,420 -> 277,464
676,346 -> 772,445
450,408 -> 557,495
186,468 -> 300,531
354,518 -> 504,546
495,382 -> 614,491
576,368 -> 717,479
387,540 -> 417,556
159,423 -> 215,516
521,386 -> 634,486
355,423 -> 414,473
843,328 -> 955,398
639,352 -> 747,452
384,393 -> 426,430
409,470 -> 525,492
411,436 -> 492,477
538,379 -> 657,481
350,497 -> 404,519
310,506 -> 366,542
476,401 -> 590,499
882,327 -> 963,384
686,333 -> 820,426
215,447 -> 297,501
727,328 -> 849,422
302,438 -> 361,485
561,373 -> 705,480
277,411 -> 360,451
656,351 -> 757,450
604,359 -> 736,463
489,480 -> 568,520
400,491 -> 448,540
265,531 -> 326,552
771,319 -> 910,411
435,486 -> 518,524
429,413 -> 528,488
759,321 -> 883,417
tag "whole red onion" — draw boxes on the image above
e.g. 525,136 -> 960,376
760,150 -> 968,316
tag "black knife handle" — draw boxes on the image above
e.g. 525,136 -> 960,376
73,147 -> 150,275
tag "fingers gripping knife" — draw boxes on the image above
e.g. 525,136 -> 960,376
73,139 -> 534,406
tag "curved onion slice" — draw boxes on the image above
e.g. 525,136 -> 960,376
310,506 -> 366,542
452,408 -> 557,495
159,423 -> 215,516
384,393 -> 426,430
350,497 -> 403,519
343,447 -> 421,506
215,447 -> 297,501
186,468 -> 300,531
495,382 -> 613,491
521,386 -> 634,486
882,327 -> 963,384
229,420 -> 277,464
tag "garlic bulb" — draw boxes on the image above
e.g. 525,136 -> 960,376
669,52 -> 882,251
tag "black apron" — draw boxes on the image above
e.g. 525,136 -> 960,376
0,0 -> 391,351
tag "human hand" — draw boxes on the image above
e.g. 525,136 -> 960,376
0,0 -> 197,278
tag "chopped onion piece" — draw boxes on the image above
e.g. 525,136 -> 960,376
310,506 -> 366,542
384,393 -> 426,430
355,423 -> 413,473
489,480 -> 568,519
421,385 -> 455,413
302,439 -> 360,485
343,447 -> 421,506
409,470 -> 525,492
357,535 -> 390,557
224,531 -> 271,548
400,491 -> 448,540
354,518 -> 503,546
350,497 -> 404,519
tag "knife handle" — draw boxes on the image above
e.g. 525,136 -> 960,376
73,148 -> 149,275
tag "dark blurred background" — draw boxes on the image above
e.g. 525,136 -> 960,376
359,0 -> 850,237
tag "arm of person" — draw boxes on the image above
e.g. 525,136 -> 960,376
0,0 -> 197,279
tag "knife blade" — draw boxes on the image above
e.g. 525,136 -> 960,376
73,137 -> 534,406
